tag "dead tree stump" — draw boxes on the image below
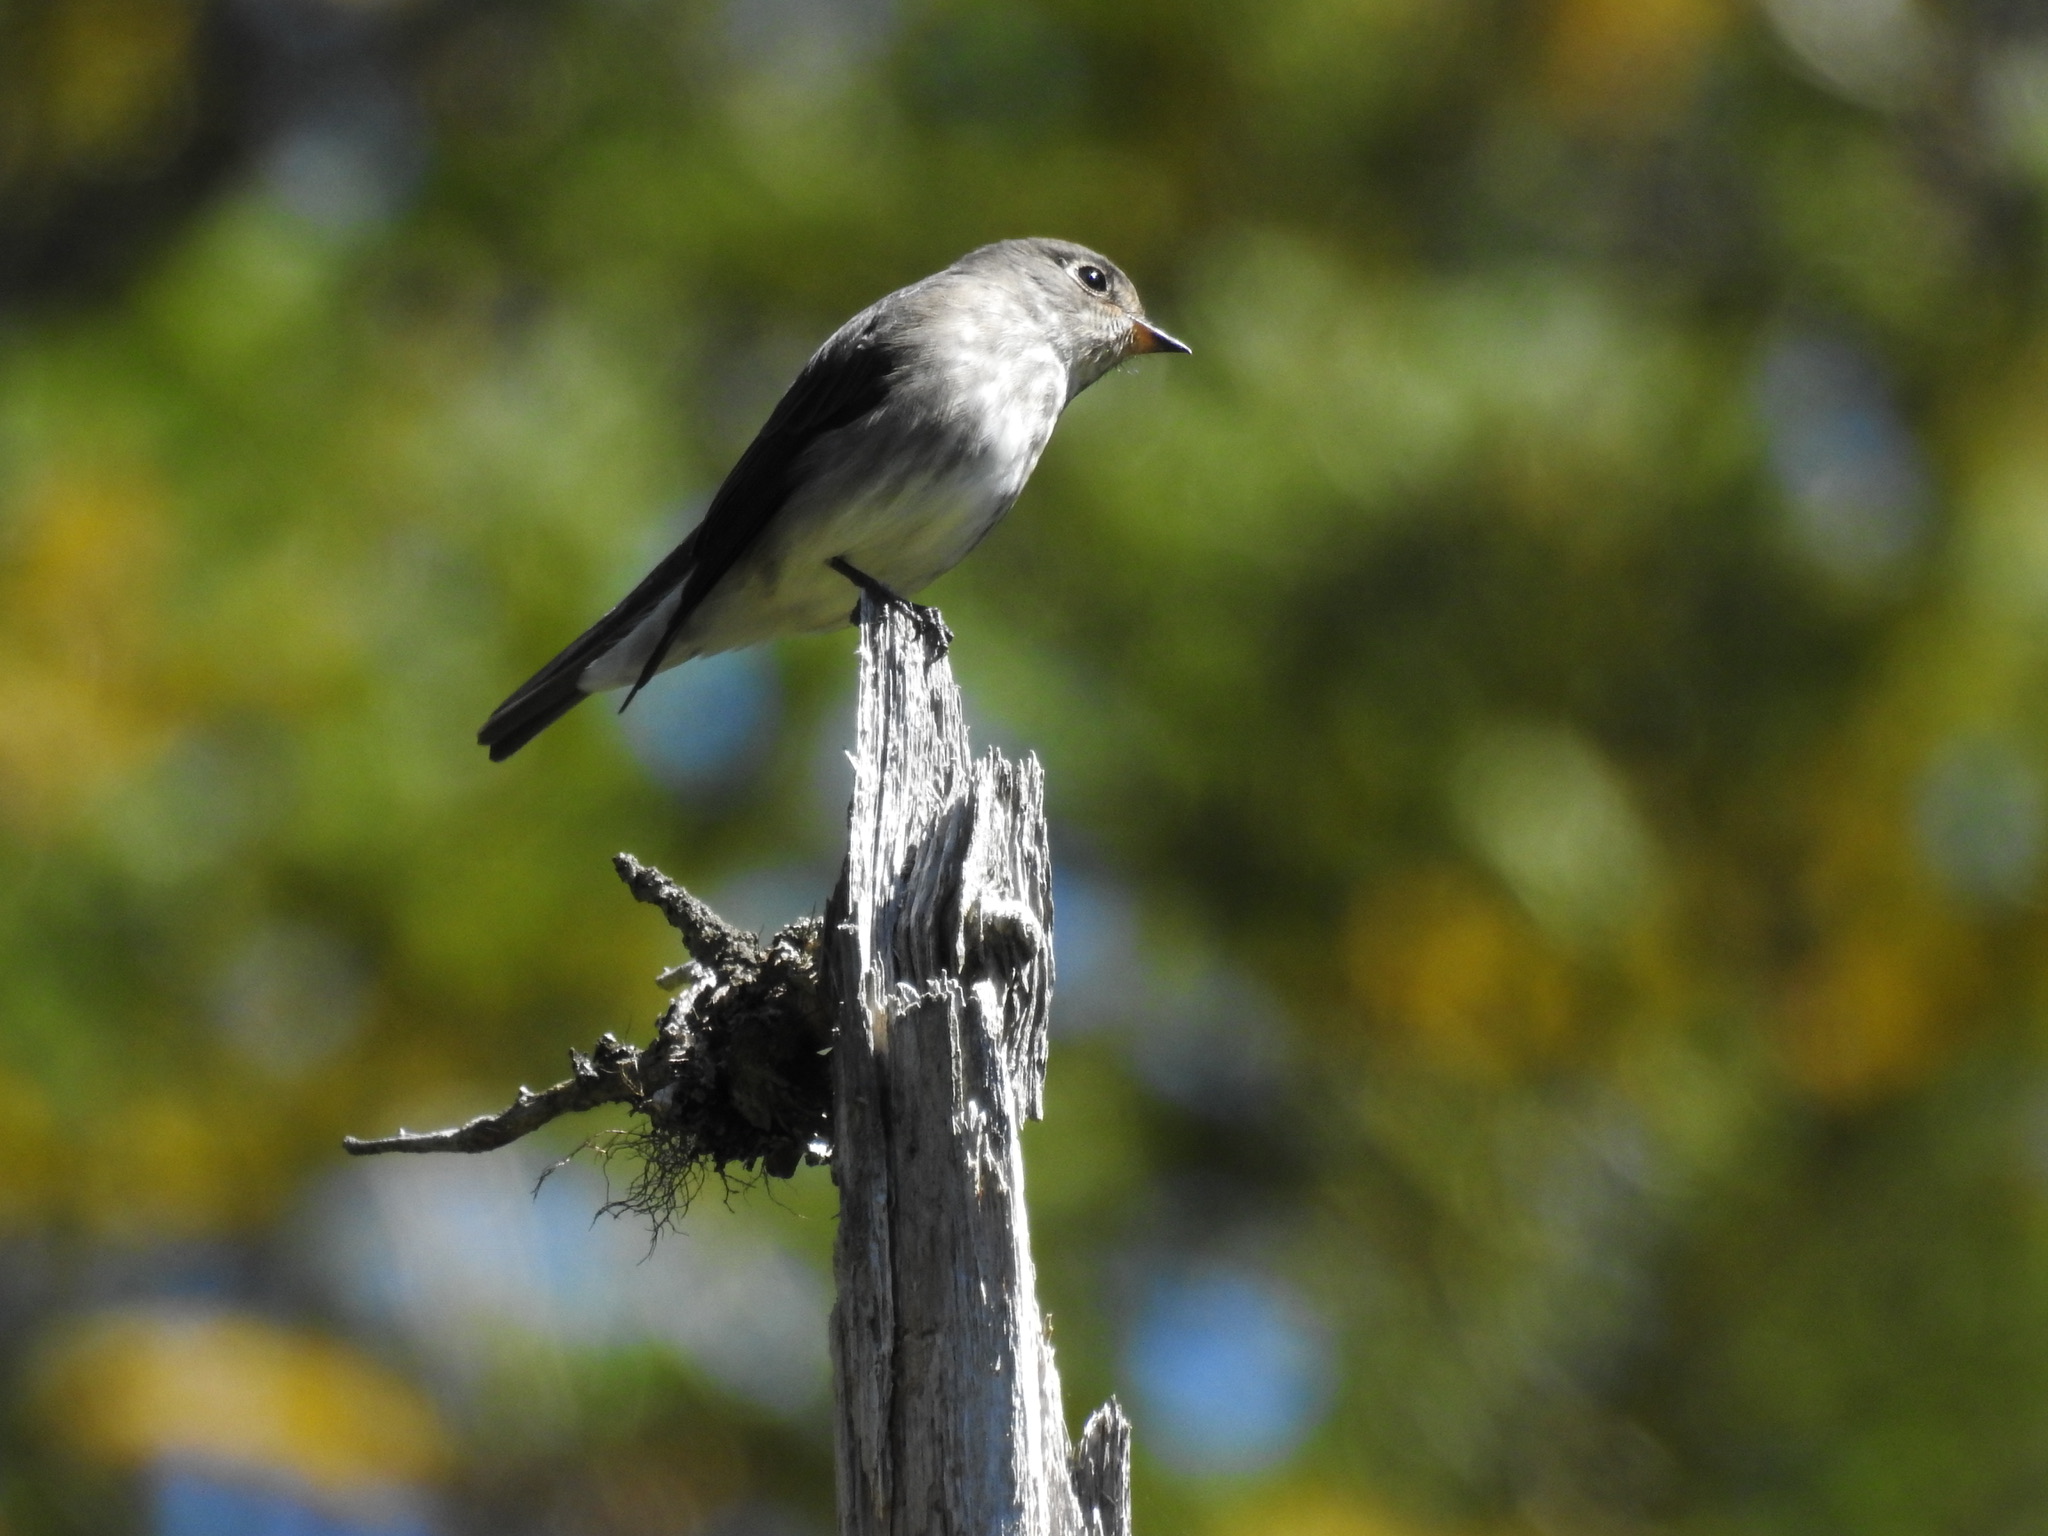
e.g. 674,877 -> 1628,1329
344,592 -> 1130,1535
828,595 -> 1130,1536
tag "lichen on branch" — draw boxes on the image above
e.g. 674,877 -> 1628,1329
343,853 -> 835,1226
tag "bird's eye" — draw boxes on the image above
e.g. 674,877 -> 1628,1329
1075,265 -> 1109,293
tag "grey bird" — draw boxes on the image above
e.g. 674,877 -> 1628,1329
478,237 -> 1188,760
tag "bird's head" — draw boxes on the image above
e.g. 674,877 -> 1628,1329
960,238 -> 1189,395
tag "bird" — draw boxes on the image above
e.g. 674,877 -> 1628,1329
477,237 -> 1188,761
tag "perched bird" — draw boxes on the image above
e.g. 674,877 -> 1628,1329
478,237 -> 1188,760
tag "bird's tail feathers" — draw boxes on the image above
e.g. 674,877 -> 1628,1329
478,534 -> 699,761
478,671 -> 589,762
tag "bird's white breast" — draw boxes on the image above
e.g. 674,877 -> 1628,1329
585,320 -> 1069,684
694,340 -> 1064,649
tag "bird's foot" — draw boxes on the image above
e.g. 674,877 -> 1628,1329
829,557 -> 953,655
902,601 -> 954,654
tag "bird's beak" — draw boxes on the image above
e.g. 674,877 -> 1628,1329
1127,319 -> 1191,356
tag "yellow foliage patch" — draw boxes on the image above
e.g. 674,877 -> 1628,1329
0,466 -> 178,835
36,1309 -> 449,1495
1348,866 -> 1578,1076
1543,0 -> 1729,126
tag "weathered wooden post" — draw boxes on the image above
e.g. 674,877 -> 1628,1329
828,595 -> 1130,1536
345,593 -> 1131,1536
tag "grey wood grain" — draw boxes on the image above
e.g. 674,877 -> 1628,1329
827,594 -> 1133,1536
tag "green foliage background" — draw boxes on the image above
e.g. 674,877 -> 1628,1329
6,0 -> 2048,1532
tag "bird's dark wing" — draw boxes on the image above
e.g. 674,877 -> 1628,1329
620,315 -> 902,705
477,312 -> 901,760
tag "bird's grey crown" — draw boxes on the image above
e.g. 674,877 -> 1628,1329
862,237 -> 1154,399
948,237 -> 1145,313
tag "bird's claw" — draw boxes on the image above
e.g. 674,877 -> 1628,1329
841,595 -> 952,655
905,601 -> 953,654
831,557 -> 952,656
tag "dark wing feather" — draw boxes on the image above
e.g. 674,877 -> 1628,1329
620,316 -> 901,705
477,313 -> 901,761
